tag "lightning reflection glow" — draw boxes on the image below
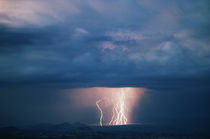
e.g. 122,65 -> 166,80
96,88 -> 140,126
67,87 -> 145,126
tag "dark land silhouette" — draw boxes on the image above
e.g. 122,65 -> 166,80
0,122 -> 209,139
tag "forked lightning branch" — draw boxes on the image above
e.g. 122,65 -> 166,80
96,88 -> 129,126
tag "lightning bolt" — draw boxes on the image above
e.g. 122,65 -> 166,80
112,88 -> 127,125
96,88 -> 129,126
96,99 -> 103,126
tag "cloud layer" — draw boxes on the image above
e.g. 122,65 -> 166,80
0,0 -> 210,128
0,0 -> 210,87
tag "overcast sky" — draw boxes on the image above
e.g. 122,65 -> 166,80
0,0 -> 210,130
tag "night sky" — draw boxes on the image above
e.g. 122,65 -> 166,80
0,0 -> 210,130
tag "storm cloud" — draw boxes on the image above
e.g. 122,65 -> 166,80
0,0 -> 210,128
0,0 -> 210,88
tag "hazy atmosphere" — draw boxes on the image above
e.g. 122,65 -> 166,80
0,0 -> 210,135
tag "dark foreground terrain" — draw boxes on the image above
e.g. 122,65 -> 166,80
0,123 -> 209,139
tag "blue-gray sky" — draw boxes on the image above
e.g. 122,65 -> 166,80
0,0 -> 210,130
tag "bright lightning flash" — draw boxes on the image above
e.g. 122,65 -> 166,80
96,88 -> 130,126
96,99 -> 103,126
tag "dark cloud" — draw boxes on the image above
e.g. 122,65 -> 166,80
0,0 -> 210,128
0,26 -> 57,51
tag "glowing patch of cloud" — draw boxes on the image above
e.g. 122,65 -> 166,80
0,0 -> 80,27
